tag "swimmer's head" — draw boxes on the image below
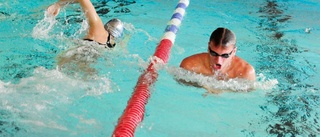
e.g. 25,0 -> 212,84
104,18 -> 124,38
209,28 -> 236,48
208,28 -> 237,71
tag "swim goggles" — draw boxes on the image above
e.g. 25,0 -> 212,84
106,34 -> 116,48
208,47 -> 234,58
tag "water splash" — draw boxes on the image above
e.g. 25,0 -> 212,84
56,40 -> 111,80
1,66 -> 113,99
0,67 -> 115,134
70,12 -> 88,38
32,11 -> 57,39
123,22 -> 158,44
167,66 -> 278,92
123,22 -> 135,33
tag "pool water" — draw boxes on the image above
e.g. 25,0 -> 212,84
1,0 -> 320,136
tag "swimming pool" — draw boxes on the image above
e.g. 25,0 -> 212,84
1,0 -> 319,136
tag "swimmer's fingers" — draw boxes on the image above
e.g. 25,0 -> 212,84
47,3 -> 61,16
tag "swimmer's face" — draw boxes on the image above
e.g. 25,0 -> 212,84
208,41 -> 236,71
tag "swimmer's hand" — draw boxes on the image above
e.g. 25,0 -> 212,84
47,3 -> 61,16
47,1 -> 78,16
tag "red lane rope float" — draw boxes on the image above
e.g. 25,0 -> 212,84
112,1 -> 189,136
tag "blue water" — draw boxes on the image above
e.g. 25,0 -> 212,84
1,0 -> 320,136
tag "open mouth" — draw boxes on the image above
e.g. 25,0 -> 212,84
212,64 -> 222,70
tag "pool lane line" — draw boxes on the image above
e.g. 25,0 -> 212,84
112,0 -> 189,136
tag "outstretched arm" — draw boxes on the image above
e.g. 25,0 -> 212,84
77,0 -> 108,43
47,0 -> 108,44
47,0 -> 76,16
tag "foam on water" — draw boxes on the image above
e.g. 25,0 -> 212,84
167,66 -> 278,93
0,66 -> 114,102
0,67 -> 115,135
32,5 -> 89,41
3,0 -> 319,136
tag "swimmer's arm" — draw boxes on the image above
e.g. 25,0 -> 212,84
47,0 -> 77,16
47,0 -> 107,43
56,0 -> 77,6
78,0 -> 108,44
48,0 -> 104,31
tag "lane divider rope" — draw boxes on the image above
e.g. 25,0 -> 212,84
112,1 -> 189,136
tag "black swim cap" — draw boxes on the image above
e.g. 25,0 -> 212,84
210,28 -> 236,47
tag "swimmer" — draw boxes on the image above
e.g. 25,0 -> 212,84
47,0 -> 124,48
47,0 -> 124,78
179,28 -> 256,92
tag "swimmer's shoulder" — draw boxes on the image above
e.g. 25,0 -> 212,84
242,63 -> 256,81
233,56 -> 256,81
180,53 -> 208,70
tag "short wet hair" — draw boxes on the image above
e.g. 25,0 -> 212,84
209,28 -> 236,47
